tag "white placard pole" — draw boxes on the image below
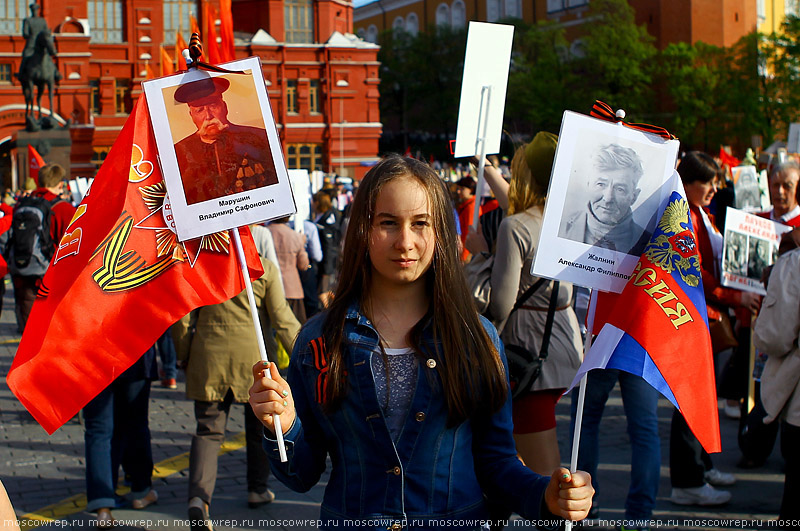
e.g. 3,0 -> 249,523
231,228 -> 288,462
565,289 -> 598,531
471,85 -> 491,232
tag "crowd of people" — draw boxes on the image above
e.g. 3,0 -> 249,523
3,141 -> 800,531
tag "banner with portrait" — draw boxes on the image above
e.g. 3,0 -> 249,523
143,56 -> 295,241
721,207 -> 791,295
532,111 -> 680,293
731,165 -> 768,213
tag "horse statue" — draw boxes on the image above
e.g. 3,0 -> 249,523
17,28 -> 61,130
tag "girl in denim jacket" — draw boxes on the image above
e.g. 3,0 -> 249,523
250,155 -> 593,530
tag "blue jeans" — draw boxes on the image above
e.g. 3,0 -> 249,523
156,330 -> 177,380
570,369 -> 661,520
83,377 -> 153,512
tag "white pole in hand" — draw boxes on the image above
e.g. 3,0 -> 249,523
471,85 -> 491,233
565,289 -> 598,531
230,228 -> 289,462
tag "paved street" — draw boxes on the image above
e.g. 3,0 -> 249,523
0,285 -> 788,530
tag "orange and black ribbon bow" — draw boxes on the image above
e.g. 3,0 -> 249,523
590,100 -> 676,140
185,32 -> 244,75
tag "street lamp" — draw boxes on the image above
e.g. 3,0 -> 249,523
336,79 -> 349,177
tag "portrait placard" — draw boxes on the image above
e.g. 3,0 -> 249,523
731,165 -> 762,213
532,111 -> 680,293
143,56 -> 295,242
721,207 -> 791,295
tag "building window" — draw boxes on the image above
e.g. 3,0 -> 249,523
436,4 -> 450,26
115,79 -> 130,114
0,0 -> 26,35
547,0 -> 588,13
286,79 -> 298,113
285,0 -> 313,43
92,146 -> 112,168
451,0 -> 466,27
405,13 -> 419,36
89,79 -> 100,114
367,24 -> 378,43
286,143 -> 323,171
0,63 -> 11,84
392,16 -> 404,35
163,0 -> 197,44
88,0 -> 124,42
309,80 -> 320,113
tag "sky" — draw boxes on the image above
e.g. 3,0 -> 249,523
354,0 -> 375,7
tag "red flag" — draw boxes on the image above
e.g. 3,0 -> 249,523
176,32 -> 189,71
145,61 -> 156,80
219,0 -> 235,62
6,96 -> 264,434
28,144 -> 46,183
203,2 -> 222,65
718,147 -> 740,171
160,46 -> 175,76
190,14 -> 201,40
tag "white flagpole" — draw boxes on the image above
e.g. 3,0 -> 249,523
565,289 -> 598,531
471,85 -> 491,232
230,228 -> 288,462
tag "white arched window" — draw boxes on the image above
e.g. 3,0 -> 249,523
405,12 -> 419,36
451,0 -> 466,28
367,24 -> 378,43
436,3 -> 450,26
392,15 -> 405,35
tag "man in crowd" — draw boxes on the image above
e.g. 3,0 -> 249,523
5,163 -> 75,332
173,76 -> 278,205
759,161 -> 800,227
455,176 -> 477,261
560,144 -> 650,255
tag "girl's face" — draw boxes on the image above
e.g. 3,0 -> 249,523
684,178 -> 718,208
368,176 -> 435,288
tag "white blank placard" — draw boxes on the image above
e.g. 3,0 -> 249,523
454,22 -> 514,158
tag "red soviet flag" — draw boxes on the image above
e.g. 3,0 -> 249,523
219,0 -> 235,62
28,144 -> 46,183
6,96 -> 263,434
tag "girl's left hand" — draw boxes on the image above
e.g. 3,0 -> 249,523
544,468 -> 594,522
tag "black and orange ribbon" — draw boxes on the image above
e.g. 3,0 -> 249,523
590,100 -> 676,140
310,336 -> 330,404
183,32 -> 245,75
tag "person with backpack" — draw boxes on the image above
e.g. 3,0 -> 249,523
4,163 -> 75,332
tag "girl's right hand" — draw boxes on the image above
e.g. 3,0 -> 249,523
249,361 -> 296,435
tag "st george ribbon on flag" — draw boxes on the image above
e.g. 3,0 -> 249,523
6,95 -> 264,434
565,170 -> 721,454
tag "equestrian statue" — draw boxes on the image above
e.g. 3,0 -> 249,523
16,3 -> 62,131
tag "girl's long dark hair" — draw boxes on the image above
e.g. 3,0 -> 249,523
321,155 -> 508,424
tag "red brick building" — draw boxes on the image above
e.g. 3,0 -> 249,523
0,0 -> 381,189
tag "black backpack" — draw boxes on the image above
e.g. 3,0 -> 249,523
6,195 -> 61,277
316,209 -> 342,276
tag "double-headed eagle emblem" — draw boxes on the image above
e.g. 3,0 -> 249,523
643,198 -> 702,287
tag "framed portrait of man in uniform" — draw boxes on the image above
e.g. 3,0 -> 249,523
143,56 -> 295,242
532,111 -> 680,293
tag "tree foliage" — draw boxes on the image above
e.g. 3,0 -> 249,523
376,4 -> 800,156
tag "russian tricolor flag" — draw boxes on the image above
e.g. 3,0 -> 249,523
567,171 -> 721,453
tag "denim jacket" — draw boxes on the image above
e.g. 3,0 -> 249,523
263,303 -> 555,530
